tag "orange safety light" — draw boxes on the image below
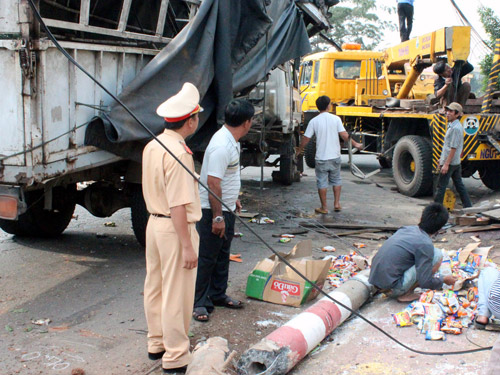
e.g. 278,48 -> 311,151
342,43 -> 361,51
0,195 -> 18,220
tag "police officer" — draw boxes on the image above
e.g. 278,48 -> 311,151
142,82 -> 202,374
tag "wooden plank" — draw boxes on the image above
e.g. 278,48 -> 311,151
42,18 -> 172,44
350,232 -> 388,240
156,0 -> 170,36
335,229 -> 383,237
79,0 -> 90,26
118,0 -> 133,32
237,212 -> 259,218
454,215 -> 490,226
453,224 -> 500,233
455,203 -> 500,215
299,222 -> 399,231
482,208 -> 500,221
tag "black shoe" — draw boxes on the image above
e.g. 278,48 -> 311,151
162,365 -> 187,374
148,350 -> 165,360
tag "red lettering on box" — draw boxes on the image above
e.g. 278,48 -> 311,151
271,279 -> 301,296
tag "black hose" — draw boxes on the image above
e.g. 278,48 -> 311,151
26,0 -> 492,356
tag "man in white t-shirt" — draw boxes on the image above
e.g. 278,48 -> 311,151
193,99 -> 254,322
296,96 -> 362,214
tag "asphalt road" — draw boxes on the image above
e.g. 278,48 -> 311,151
0,155 -> 498,375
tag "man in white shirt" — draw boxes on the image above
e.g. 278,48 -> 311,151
193,99 -> 254,322
296,96 -> 362,214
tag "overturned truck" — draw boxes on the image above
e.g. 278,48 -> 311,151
0,0 -> 335,245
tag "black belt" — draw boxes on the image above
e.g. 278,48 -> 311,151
151,213 -> 171,218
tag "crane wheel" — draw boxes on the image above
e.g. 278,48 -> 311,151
392,135 -> 433,197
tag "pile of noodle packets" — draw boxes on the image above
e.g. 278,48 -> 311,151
325,251 -> 368,288
392,288 -> 478,340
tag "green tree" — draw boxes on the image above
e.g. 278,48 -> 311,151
311,0 -> 397,52
478,6 -> 500,92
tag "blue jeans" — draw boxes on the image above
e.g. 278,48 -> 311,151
391,247 -> 443,297
434,164 -> 472,208
315,158 -> 342,189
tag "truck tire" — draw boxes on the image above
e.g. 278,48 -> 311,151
392,135 -> 433,197
304,138 -> 316,168
130,184 -> 148,247
279,134 -> 300,185
479,162 -> 500,190
0,185 -> 76,237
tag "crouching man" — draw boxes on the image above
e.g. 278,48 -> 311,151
369,203 -> 457,302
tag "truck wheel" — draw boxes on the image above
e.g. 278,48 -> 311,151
304,137 -> 316,168
479,162 -> 500,190
130,184 -> 148,247
392,135 -> 433,197
279,134 -> 299,185
0,185 -> 76,237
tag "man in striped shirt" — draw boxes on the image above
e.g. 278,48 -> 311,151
475,267 -> 500,328
193,99 -> 254,322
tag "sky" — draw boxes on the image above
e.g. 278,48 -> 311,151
374,0 -> 500,65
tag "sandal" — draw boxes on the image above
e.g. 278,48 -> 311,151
314,208 -> 328,214
212,296 -> 244,309
474,316 -> 488,330
334,206 -> 342,212
192,307 -> 209,322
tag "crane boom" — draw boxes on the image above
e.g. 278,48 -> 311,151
382,26 -> 471,99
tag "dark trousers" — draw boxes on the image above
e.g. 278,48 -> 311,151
194,209 -> 235,311
398,3 -> 413,42
434,164 -> 472,208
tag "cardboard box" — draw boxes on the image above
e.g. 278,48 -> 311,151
245,240 -> 331,307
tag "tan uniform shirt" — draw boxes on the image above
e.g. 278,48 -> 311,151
142,129 -> 201,222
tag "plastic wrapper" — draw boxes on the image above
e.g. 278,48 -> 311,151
425,331 -> 446,340
393,311 -> 413,327
420,317 -> 441,333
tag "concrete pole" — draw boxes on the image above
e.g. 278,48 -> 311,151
236,269 -> 374,375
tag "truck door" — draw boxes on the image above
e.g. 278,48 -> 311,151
299,60 -> 320,112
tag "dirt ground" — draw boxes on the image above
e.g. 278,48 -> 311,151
0,155 -> 499,375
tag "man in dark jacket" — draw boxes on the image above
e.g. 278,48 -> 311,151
369,203 -> 457,302
433,60 -> 473,108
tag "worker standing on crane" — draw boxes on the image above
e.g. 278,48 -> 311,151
397,0 -> 414,42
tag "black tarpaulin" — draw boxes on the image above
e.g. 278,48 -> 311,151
85,0 -> 312,160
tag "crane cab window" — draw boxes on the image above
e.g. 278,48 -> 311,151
334,60 -> 361,80
300,61 -> 313,85
313,60 -> 320,84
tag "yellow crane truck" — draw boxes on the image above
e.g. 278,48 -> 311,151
300,26 -> 500,197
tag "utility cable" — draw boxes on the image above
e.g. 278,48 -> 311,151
26,0 -> 493,356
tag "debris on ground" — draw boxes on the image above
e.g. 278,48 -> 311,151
449,200 -> 500,234
250,217 -> 275,224
31,318 -> 51,325
186,337 -> 233,375
104,222 -> 116,227
392,244 -> 498,340
246,240 -> 330,306
71,369 -> 85,375
325,251 -> 369,288
229,254 -> 242,263
321,246 -> 336,252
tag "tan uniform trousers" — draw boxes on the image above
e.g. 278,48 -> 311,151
144,215 -> 199,369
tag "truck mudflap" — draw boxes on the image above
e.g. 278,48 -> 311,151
429,113 -> 500,171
